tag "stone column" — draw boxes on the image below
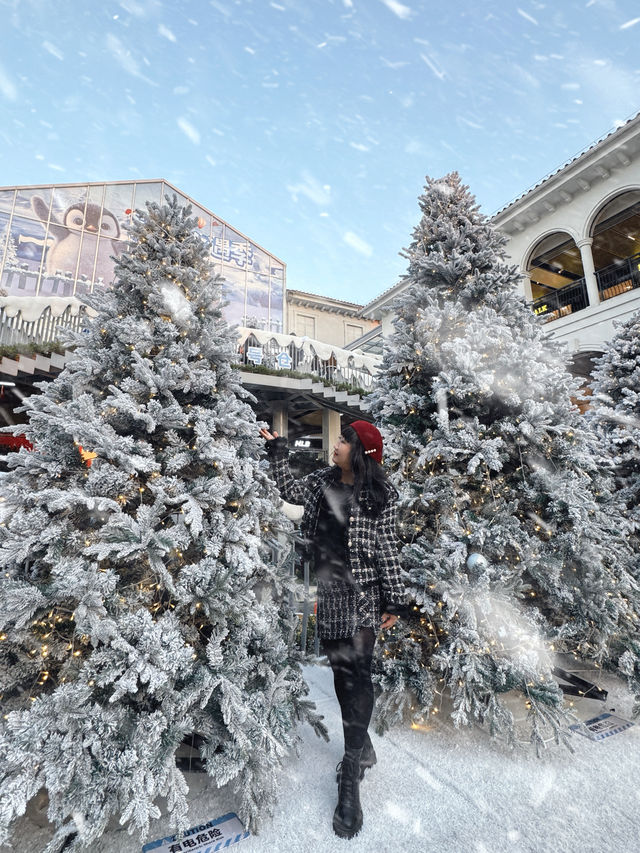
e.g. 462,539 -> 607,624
322,407 -> 341,463
577,238 -> 600,307
522,273 -> 533,302
271,402 -> 288,438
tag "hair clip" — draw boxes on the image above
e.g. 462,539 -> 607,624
364,448 -> 377,455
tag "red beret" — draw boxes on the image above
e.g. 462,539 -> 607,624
350,420 -> 383,464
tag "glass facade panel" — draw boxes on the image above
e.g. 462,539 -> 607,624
50,187 -> 87,229
87,184 -> 104,206
245,272 -> 270,329
133,181 -> 162,211
269,274 -> 283,332
0,180 -> 285,333
0,190 -> 15,216
212,217 -> 224,261
2,216 -> 45,295
76,232 -> 99,294
224,226 -> 247,269
0,212 -> 12,265
249,245 -> 269,275
221,265 -> 246,327
102,184 -> 134,240
15,187 -> 52,221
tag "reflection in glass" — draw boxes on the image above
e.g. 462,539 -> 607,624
40,207 -> 83,279
77,232 -> 99,291
270,274 -> 283,332
212,217 -> 224,260
15,187 -> 52,221
249,244 -> 269,275
189,203 -> 211,235
50,187 -> 88,230
3,216 -> 46,295
103,184 -> 133,239
0,190 -> 15,216
88,184 -> 105,206
224,226 -> 247,268
95,237 -> 124,286
220,265 -> 246,326
0,211 -> 12,265
245,272 -> 270,329
133,181 -> 163,211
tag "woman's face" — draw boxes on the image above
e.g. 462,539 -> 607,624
332,434 -> 352,469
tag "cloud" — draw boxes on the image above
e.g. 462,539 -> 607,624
381,57 -> 410,69
380,0 -> 412,19
105,33 -> 157,85
177,117 -> 200,144
517,8 -> 538,25
0,64 -> 17,101
420,53 -> 445,80
42,41 -> 64,61
350,142 -> 370,151
620,17 -> 640,29
286,172 -> 331,205
343,231 -> 373,256
158,24 -> 177,42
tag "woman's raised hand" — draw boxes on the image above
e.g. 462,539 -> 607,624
259,428 -> 279,442
380,612 -> 398,631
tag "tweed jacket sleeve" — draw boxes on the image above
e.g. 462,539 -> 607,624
265,436 -> 317,506
375,494 -> 408,614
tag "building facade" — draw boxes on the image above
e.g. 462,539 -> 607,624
286,289 -> 379,349
0,179 -> 285,334
0,180 -> 378,462
363,113 -> 640,380
492,112 -> 640,375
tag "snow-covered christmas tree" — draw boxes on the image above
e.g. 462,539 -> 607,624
367,173 -> 640,747
0,224 -> 19,268
0,197 -> 326,851
589,309 -> 640,533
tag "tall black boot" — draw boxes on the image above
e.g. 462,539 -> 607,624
336,731 -> 377,783
333,747 -> 363,839
360,731 -> 377,775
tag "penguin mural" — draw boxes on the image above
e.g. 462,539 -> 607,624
31,196 -> 123,285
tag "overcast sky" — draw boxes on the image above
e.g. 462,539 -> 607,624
1,0 -> 639,305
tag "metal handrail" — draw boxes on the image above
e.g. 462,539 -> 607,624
596,252 -> 640,299
237,333 -> 379,392
531,277 -> 589,323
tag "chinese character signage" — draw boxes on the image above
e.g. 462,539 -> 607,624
570,713 -> 634,741
0,181 -> 285,333
142,812 -> 249,853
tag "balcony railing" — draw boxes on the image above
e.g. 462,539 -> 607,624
0,297 -> 96,347
596,252 -> 640,301
236,327 -> 381,392
531,278 -> 589,323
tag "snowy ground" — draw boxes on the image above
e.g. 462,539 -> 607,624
4,660 -> 639,853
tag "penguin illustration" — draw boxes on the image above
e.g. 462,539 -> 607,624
31,196 -> 122,282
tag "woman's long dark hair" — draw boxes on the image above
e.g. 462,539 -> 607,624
341,424 -> 389,515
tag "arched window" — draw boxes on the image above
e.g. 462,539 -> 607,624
590,190 -> 640,300
527,231 -> 588,322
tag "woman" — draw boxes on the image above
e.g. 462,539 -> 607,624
260,420 -> 407,840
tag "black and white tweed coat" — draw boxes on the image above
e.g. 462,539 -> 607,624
266,438 -> 407,639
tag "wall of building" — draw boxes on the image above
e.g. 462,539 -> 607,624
286,290 -> 379,349
500,163 -> 640,355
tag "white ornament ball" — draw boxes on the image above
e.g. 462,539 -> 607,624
466,553 -> 488,572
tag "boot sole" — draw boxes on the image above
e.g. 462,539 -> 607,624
333,811 -> 363,839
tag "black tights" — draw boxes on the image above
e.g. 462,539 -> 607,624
322,627 -> 376,752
